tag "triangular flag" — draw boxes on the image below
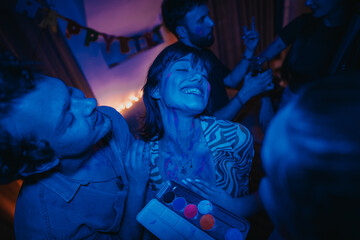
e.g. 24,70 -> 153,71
103,34 -> 116,52
39,8 -> 58,33
84,29 -> 99,46
65,20 -> 82,39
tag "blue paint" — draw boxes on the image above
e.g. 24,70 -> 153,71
172,197 -> 186,212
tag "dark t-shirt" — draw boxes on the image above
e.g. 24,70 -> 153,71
201,49 -> 230,114
279,13 -> 348,92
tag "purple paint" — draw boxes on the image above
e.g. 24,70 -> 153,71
164,158 -> 178,180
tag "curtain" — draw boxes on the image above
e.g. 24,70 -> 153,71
206,2 -> 279,239
208,0 -> 277,69
0,1 -> 94,97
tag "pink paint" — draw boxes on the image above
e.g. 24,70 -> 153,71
184,204 -> 198,219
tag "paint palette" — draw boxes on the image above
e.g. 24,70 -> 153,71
137,181 -> 250,240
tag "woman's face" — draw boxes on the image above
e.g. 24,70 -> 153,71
156,54 -> 210,115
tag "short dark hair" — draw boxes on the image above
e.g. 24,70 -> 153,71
140,42 -> 212,141
161,0 -> 208,36
0,53 -> 54,183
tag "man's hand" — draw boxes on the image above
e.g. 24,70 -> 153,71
243,17 -> 259,53
124,140 -> 150,188
238,70 -> 274,103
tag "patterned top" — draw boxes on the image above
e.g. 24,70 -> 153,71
149,116 -> 254,198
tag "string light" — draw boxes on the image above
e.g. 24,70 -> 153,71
116,90 -> 143,113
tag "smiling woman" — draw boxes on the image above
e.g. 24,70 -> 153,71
140,42 -> 255,215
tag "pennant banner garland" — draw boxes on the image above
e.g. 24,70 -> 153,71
16,0 -> 164,67
99,25 -> 163,68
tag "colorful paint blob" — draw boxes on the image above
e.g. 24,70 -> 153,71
162,191 -> 175,204
197,200 -> 213,214
184,204 -> 198,219
172,197 -> 186,212
225,228 -> 243,240
200,214 -> 215,230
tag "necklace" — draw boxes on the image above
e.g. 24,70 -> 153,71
160,135 -> 204,180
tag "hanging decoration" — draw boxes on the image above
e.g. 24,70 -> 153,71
15,0 -> 164,68
39,8 -> 58,33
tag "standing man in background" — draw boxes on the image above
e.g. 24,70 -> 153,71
161,0 -> 274,120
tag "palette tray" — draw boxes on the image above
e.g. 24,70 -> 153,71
137,180 -> 250,240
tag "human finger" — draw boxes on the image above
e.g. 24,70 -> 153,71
136,140 -> 145,166
259,69 -> 273,78
188,178 -> 218,194
182,179 -> 212,197
266,82 -> 274,90
142,142 -> 150,165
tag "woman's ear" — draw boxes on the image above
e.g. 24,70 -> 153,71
151,87 -> 161,99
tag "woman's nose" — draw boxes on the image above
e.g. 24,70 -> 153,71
189,72 -> 204,84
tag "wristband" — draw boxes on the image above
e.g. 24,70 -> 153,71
235,94 -> 244,106
242,56 -> 252,61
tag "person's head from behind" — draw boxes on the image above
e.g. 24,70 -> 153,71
305,0 -> 356,19
141,42 -> 211,141
161,0 -> 215,48
259,72 -> 360,240
0,53 -> 111,183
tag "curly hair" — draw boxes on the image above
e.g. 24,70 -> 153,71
0,52 -> 55,183
140,42 -> 212,141
161,0 -> 208,36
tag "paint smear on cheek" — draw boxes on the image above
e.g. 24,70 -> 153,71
172,109 -> 179,129
166,72 -> 172,80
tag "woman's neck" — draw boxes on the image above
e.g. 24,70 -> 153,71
160,108 -> 202,150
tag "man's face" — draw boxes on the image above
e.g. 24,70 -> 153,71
2,76 -> 112,159
305,0 -> 343,18
184,4 -> 215,48
157,54 -> 210,115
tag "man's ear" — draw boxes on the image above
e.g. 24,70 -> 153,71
18,158 -> 60,177
176,25 -> 188,39
151,87 -> 161,99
